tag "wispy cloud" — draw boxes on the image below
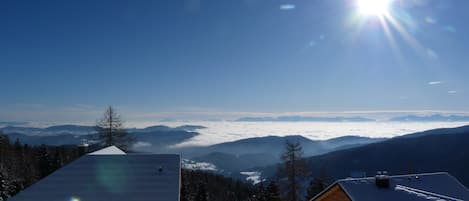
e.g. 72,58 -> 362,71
425,17 -> 437,24
280,4 -> 295,10
448,90 -> 457,94
426,48 -> 439,59
428,81 -> 443,85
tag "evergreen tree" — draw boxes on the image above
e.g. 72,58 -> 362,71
0,133 -> 14,200
305,168 -> 329,200
265,181 -> 282,201
0,166 -> 13,201
253,181 -> 267,201
305,178 -> 327,200
0,135 -> 83,200
51,147 -> 64,171
0,134 -> 10,164
35,145 -> 53,178
22,144 -> 39,186
11,139 -> 26,191
95,106 -> 134,151
180,177 -> 189,201
195,183 -> 208,201
13,139 -> 22,155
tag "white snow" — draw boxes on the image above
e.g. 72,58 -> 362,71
395,185 -> 464,201
133,141 -> 152,148
240,171 -> 262,185
181,159 -> 217,171
88,146 -> 126,155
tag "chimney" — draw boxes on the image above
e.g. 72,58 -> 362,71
158,166 -> 164,173
375,171 -> 390,188
78,143 -> 90,156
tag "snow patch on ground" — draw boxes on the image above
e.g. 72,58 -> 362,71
240,171 -> 262,184
182,159 -> 218,171
133,141 -> 152,148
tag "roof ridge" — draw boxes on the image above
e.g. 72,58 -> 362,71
395,184 -> 464,201
338,172 -> 449,181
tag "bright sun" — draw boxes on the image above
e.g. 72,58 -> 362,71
358,0 -> 392,16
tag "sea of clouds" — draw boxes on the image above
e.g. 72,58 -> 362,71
150,121 -> 469,147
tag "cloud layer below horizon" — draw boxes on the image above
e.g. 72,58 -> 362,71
168,121 -> 469,146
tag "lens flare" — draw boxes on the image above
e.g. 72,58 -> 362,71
70,197 -> 80,201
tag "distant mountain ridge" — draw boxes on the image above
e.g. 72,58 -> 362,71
390,114 -> 469,122
0,121 -> 28,126
179,135 -> 385,175
235,116 -> 375,122
2,129 -> 200,153
1,124 -> 206,136
1,125 -> 96,136
1,123 -> 385,175
194,135 -> 385,157
398,125 -> 469,138
4,122 -> 469,187
0,125 -> 203,152
256,124 -> 469,187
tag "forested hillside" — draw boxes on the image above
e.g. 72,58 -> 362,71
0,133 -> 258,201
259,131 -> 469,188
0,134 -> 81,201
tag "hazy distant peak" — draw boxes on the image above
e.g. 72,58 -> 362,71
134,125 -> 207,133
390,114 -> 469,122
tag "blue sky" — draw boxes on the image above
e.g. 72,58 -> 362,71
1,0 -> 469,123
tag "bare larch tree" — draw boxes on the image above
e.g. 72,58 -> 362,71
278,141 -> 309,201
95,106 -> 134,151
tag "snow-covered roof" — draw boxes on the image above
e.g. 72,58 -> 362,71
89,145 -> 126,155
9,154 -> 181,201
313,172 -> 469,201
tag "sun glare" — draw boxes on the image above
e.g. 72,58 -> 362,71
358,0 -> 392,16
350,0 -> 425,57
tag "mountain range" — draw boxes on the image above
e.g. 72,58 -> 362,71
1,124 -> 384,174
183,135 -> 385,174
389,114 -> 469,122
1,125 -> 96,135
2,123 -> 469,187
1,124 -> 205,136
255,125 -> 469,186
0,125 -> 201,150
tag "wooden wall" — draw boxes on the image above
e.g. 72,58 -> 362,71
313,184 -> 351,201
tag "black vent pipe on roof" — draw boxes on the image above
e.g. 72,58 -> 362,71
375,172 -> 390,189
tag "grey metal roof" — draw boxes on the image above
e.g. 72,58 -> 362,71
335,172 -> 469,201
9,154 -> 181,201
